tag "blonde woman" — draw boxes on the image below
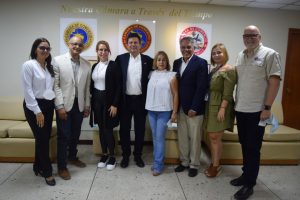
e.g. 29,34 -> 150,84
204,43 -> 236,177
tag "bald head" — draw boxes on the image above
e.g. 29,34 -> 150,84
244,25 -> 261,35
243,25 -> 261,51
68,35 -> 84,59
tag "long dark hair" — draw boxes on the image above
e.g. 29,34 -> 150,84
30,38 -> 54,77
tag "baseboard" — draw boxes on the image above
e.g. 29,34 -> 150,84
220,159 -> 299,165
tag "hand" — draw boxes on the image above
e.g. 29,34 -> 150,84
108,106 -> 117,117
260,110 -> 271,121
36,112 -> 44,128
171,112 -> 177,123
187,110 -> 197,118
217,108 -> 225,122
57,108 -> 67,120
83,109 -> 90,118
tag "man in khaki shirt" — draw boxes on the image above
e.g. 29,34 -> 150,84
231,25 -> 281,200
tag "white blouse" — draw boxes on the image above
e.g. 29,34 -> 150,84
145,70 -> 176,112
92,60 -> 109,91
21,59 -> 55,114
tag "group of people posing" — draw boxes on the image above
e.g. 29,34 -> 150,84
21,24 -> 281,200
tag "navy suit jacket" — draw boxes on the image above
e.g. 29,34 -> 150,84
115,53 -> 153,105
173,54 -> 208,115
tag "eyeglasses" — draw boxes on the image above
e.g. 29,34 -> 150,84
70,42 -> 84,47
243,34 -> 260,39
38,46 -> 51,51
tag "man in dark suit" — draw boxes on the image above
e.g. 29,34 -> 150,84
173,36 -> 208,177
115,32 -> 153,168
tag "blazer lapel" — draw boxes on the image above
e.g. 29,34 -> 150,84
66,53 -> 75,84
141,54 -> 149,80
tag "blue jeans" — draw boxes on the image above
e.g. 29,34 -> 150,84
56,99 -> 83,170
148,111 -> 171,173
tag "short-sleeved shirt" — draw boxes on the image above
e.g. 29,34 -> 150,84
235,44 -> 282,112
145,70 -> 176,112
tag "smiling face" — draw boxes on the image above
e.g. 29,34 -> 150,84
127,37 -> 141,57
156,54 -> 168,71
68,36 -> 84,58
243,25 -> 261,51
180,38 -> 194,62
211,47 -> 225,65
36,41 -> 51,61
97,43 -> 109,62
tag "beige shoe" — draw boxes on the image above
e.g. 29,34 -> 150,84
205,164 -> 222,178
69,158 -> 86,168
58,169 -> 71,180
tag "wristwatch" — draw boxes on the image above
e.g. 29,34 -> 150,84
264,105 -> 271,110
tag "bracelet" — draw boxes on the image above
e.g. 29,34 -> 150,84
220,107 -> 226,109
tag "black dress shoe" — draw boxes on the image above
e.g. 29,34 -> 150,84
45,177 -> 56,186
174,164 -> 189,172
234,186 -> 253,200
33,169 -> 44,177
134,157 -> 145,168
188,168 -> 198,177
120,157 -> 129,168
230,176 -> 245,186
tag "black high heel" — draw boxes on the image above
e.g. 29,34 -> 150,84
45,177 -> 56,186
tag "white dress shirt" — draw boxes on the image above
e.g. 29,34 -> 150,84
92,60 -> 109,91
180,55 -> 193,76
21,59 -> 55,114
126,54 -> 142,95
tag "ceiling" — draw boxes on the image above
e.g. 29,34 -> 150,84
134,0 -> 300,11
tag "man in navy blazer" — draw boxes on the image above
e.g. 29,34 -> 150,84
173,36 -> 208,177
115,33 -> 153,168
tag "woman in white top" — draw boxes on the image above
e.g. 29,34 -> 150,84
90,41 -> 121,170
21,38 -> 56,186
145,51 -> 179,176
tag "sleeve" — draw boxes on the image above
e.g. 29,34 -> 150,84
191,59 -> 209,112
21,62 -> 41,114
84,64 -> 91,109
222,70 -> 237,102
266,51 -> 282,79
53,59 -> 64,109
112,62 -> 122,107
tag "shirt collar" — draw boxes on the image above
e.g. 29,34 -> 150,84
99,60 -> 109,65
181,54 -> 194,64
243,43 -> 262,56
130,53 -> 141,60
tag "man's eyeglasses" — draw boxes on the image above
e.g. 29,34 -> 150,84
70,42 -> 84,47
38,46 -> 51,51
243,34 -> 260,39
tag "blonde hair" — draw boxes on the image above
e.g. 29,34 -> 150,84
153,51 -> 171,70
210,43 -> 229,66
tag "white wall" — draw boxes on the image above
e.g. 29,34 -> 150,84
1,0 -> 300,101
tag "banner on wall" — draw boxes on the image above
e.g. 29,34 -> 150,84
176,23 -> 212,61
60,18 -> 97,57
119,20 -> 155,57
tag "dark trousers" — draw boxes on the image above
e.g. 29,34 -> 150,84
56,98 -> 83,170
119,95 -> 146,158
93,89 -> 115,155
235,111 -> 265,187
23,99 -> 54,178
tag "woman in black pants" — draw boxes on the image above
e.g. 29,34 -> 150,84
21,38 -> 56,186
90,40 -> 121,170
